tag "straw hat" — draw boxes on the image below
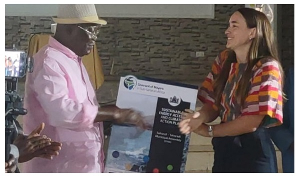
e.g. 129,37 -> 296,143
52,4 -> 107,25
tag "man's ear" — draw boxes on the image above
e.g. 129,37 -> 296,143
64,24 -> 76,35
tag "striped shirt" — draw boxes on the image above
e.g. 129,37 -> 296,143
198,50 -> 283,127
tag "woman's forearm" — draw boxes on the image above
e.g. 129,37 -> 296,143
212,115 -> 265,137
198,103 -> 220,123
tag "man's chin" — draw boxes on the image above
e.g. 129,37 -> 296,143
78,50 -> 91,57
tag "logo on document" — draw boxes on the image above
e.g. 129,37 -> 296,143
169,96 -> 181,106
124,75 -> 137,90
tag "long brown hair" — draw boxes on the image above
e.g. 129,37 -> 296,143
213,8 -> 284,106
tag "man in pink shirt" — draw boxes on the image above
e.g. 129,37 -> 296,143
22,4 -> 145,173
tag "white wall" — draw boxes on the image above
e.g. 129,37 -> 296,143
5,4 -> 214,18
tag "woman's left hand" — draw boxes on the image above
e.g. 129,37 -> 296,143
179,110 -> 203,135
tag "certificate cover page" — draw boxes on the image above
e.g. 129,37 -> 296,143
104,75 -> 198,173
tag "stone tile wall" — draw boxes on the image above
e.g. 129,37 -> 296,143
6,4 -> 244,82
5,4 -> 294,82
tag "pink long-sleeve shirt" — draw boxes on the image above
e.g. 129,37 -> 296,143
22,37 -> 105,173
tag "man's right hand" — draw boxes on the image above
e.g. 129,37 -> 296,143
96,105 -> 147,129
113,108 -> 146,129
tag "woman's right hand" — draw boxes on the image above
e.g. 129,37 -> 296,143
178,110 -> 203,135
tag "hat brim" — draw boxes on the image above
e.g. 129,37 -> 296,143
52,17 -> 107,25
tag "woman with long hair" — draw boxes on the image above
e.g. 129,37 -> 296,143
179,8 -> 284,172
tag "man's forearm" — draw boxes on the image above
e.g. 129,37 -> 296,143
94,105 -> 119,122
